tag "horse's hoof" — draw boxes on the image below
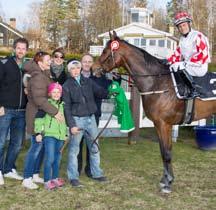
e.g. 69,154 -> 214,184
161,186 -> 172,194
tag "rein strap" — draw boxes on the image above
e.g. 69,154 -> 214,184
140,89 -> 169,95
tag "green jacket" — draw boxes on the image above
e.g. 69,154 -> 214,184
34,99 -> 67,140
108,81 -> 135,133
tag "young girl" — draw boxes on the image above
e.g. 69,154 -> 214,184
34,82 -> 67,190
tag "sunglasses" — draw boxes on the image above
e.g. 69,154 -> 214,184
54,54 -> 64,59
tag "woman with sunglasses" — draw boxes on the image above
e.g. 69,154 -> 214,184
50,48 -> 67,85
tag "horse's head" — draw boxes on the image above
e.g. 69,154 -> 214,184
92,31 -> 125,76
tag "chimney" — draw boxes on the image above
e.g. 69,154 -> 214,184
9,18 -> 16,28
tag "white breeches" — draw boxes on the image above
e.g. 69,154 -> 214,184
170,61 -> 208,77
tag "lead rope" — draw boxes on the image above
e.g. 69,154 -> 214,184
90,100 -> 116,153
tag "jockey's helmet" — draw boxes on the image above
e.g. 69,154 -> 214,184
174,11 -> 192,26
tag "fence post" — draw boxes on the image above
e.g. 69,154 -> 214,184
128,85 -> 140,144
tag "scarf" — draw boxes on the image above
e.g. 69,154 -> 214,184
51,63 -> 64,78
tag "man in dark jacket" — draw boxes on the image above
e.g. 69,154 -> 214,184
78,54 -> 121,178
0,38 -> 29,185
63,59 -> 108,187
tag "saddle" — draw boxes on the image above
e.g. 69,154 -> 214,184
171,71 -> 216,101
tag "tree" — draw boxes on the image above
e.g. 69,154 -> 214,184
152,8 -> 167,32
133,0 -> 147,8
40,0 -> 67,49
63,0 -> 80,52
87,0 -> 122,44
23,1 -> 43,50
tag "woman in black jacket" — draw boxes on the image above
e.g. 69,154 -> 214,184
50,48 -> 67,85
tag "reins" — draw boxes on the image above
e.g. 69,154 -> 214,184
109,50 -> 171,96
68,101 -> 116,154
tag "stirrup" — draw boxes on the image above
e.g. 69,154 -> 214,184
186,90 -> 199,99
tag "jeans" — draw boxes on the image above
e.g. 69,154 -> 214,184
23,135 -> 44,179
43,136 -> 64,182
67,115 -> 103,180
0,109 -> 25,173
77,114 -> 100,176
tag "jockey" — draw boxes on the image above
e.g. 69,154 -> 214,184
167,11 -> 211,98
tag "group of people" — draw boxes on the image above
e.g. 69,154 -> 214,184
0,40 -> 120,190
0,11 -> 211,190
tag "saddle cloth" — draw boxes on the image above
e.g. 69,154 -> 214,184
171,71 -> 216,101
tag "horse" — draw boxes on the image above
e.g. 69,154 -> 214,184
92,31 -> 216,193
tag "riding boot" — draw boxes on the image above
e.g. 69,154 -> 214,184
179,69 -> 199,99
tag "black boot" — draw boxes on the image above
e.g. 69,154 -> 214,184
179,69 -> 199,99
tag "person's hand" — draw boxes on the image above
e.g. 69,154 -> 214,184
160,59 -> 169,65
36,134 -> 43,142
112,72 -> 121,80
0,106 -> 5,116
54,111 -> 65,123
70,127 -> 80,135
24,88 -> 28,95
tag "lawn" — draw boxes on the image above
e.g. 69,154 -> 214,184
0,127 -> 215,210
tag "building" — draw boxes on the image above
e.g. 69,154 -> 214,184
0,18 -> 23,47
90,7 -> 178,58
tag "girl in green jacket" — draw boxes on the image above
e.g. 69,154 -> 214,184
34,82 -> 67,190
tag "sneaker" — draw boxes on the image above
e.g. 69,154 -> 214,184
44,180 -> 56,190
52,178 -> 64,187
0,171 -> 4,185
22,178 -> 39,189
33,174 -> 44,184
92,176 -> 107,182
70,179 -> 84,188
4,169 -> 23,180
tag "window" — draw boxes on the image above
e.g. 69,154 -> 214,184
158,40 -> 165,47
9,39 -> 14,45
0,39 -> 3,45
131,13 -> 139,22
149,39 -> 156,46
0,33 -> 3,38
141,38 -> 146,46
167,40 -> 171,49
134,38 -> 139,47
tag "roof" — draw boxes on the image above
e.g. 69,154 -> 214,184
0,21 -> 23,38
99,22 -> 177,40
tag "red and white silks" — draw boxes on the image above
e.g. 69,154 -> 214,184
168,29 -> 210,77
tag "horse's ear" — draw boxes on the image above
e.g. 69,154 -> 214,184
113,31 -> 117,39
109,30 -> 114,41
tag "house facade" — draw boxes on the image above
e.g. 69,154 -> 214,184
0,18 -> 23,47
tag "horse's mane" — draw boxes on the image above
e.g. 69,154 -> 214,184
121,39 -> 170,70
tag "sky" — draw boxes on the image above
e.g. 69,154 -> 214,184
0,0 -> 169,30
0,0 -> 42,30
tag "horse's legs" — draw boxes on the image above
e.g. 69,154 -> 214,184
155,122 -> 174,193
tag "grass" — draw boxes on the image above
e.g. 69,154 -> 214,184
0,127 -> 216,210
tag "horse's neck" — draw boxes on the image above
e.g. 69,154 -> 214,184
122,50 -> 158,92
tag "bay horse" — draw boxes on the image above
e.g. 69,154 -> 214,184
92,31 -> 216,193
